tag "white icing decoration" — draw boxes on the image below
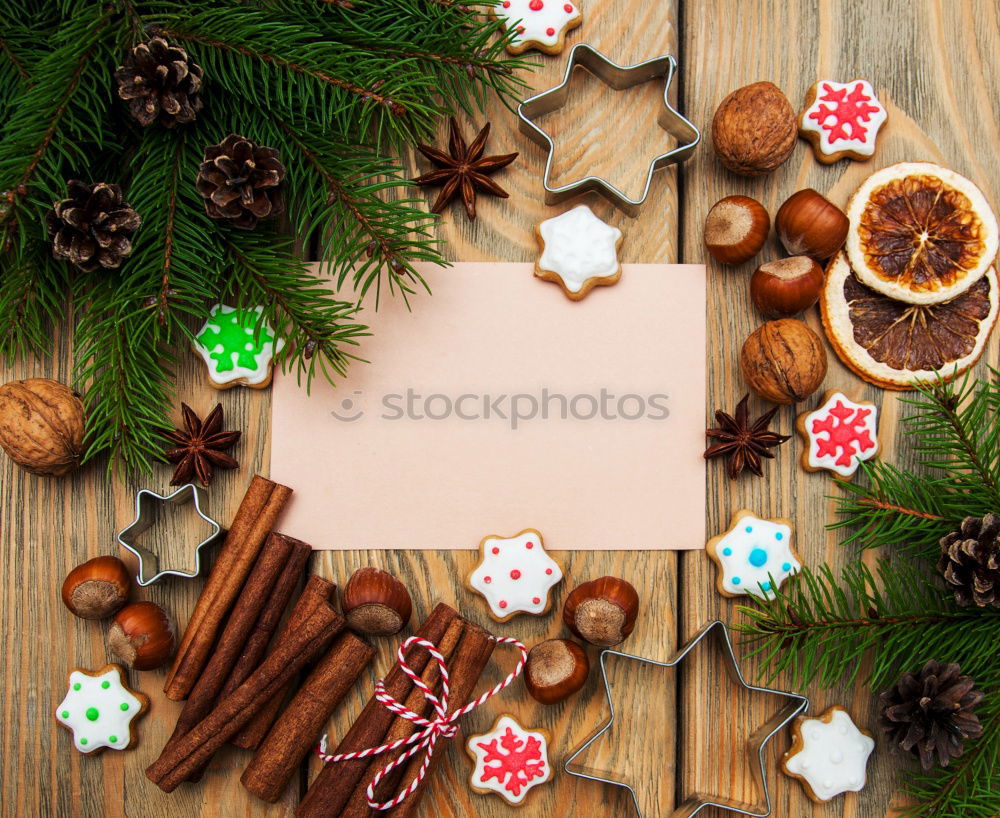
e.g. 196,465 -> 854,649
469,529 -> 562,618
804,392 -> 879,477
56,668 -> 144,753
537,205 -> 623,294
784,708 -> 875,801
466,715 -> 551,805
495,0 -> 582,49
192,304 -> 285,386
800,79 -> 887,157
711,514 -> 800,599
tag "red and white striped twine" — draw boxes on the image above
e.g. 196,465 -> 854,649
315,634 -> 527,811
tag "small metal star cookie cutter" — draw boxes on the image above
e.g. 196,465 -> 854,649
565,620 -> 809,817
116,484 -> 223,586
517,43 -> 700,216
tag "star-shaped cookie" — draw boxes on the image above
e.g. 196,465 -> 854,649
467,528 -> 562,621
782,706 -> 875,802
466,714 -> 552,805
706,509 -> 801,600
535,205 -> 623,300
56,664 -> 149,753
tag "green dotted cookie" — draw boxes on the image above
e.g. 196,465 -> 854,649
192,303 -> 284,389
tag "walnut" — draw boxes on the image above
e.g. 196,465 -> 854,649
740,319 -> 828,404
0,378 -> 85,476
711,82 -> 797,176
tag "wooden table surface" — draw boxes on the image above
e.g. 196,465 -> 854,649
3,1 -> 999,816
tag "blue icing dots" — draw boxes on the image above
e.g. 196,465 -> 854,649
712,513 -> 800,600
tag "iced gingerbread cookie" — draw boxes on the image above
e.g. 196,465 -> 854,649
798,79 -> 887,163
782,706 -> 876,803
468,528 -> 562,622
706,509 -> 801,600
56,664 -> 149,754
491,0 -> 583,56
535,205 -> 623,301
466,714 -> 552,806
797,390 -> 880,478
192,303 -> 285,389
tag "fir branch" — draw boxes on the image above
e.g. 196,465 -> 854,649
736,561 -> 1000,691
0,252 -> 66,360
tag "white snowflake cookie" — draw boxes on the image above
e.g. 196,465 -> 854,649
492,0 -> 583,56
797,390 -> 880,478
468,528 -> 562,621
191,303 -> 285,389
782,706 -> 876,802
798,79 -> 887,163
535,205 -> 624,301
56,664 -> 149,754
466,714 -> 552,806
706,509 -> 801,600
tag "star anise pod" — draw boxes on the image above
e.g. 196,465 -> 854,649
704,394 -> 790,479
164,403 -> 241,487
414,117 -> 518,221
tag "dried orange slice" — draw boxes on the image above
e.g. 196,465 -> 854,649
821,252 -> 998,390
845,162 -> 998,305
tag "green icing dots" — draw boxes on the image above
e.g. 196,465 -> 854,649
109,735 -> 118,744
61,710 -> 69,719
85,707 -> 99,722
101,680 -> 110,689
80,738 -> 88,746
120,702 -> 129,711
195,305 -> 276,375
73,682 -> 81,691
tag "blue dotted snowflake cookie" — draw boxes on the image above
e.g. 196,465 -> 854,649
706,509 -> 801,599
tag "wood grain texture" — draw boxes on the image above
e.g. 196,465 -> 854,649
2,0 -> 999,816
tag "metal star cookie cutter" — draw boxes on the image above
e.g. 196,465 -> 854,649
116,484 -> 223,586
565,620 -> 809,817
517,43 -> 700,216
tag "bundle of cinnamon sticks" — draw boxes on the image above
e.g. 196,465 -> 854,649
296,604 -> 496,818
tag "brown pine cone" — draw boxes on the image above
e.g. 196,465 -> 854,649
195,134 -> 286,230
938,513 -> 1000,608
45,181 -> 141,272
115,37 -> 203,128
878,660 -> 983,771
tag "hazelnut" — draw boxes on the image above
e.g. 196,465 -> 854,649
61,556 -> 131,619
563,576 -> 639,647
108,601 -> 176,670
775,189 -> 849,259
524,639 -> 590,705
342,567 -> 412,636
740,319 -> 828,404
750,256 -> 824,318
712,82 -> 797,176
0,378 -> 85,476
704,196 -> 770,265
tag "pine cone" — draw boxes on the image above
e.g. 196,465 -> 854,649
114,37 -> 203,128
45,181 -> 141,272
878,660 -> 983,771
938,513 -> 1000,608
195,134 -> 286,230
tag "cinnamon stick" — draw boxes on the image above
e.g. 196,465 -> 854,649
219,532 -> 311,700
241,631 -> 376,803
295,603 -> 460,818
165,475 -> 293,701
147,576 -> 341,792
340,618 -> 464,818
384,620 -> 495,818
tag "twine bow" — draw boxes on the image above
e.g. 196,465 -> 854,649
316,634 -> 527,811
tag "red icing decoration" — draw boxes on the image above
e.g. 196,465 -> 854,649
516,25 -> 525,33
807,82 -> 883,145
811,400 -> 876,468
546,27 -> 555,36
510,569 -> 522,580
491,546 -> 500,555
529,0 -> 544,9
503,0 -> 511,5
564,2 -> 574,10
475,727 -> 548,797
499,600 -> 508,609
484,576 -> 492,584
525,541 -> 534,549
545,568 -> 553,575
532,597 -> 540,605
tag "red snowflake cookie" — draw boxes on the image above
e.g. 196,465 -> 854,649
798,79 -> 887,163
468,528 -> 563,622
466,715 -> 552,805
797,390 -> 880,478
